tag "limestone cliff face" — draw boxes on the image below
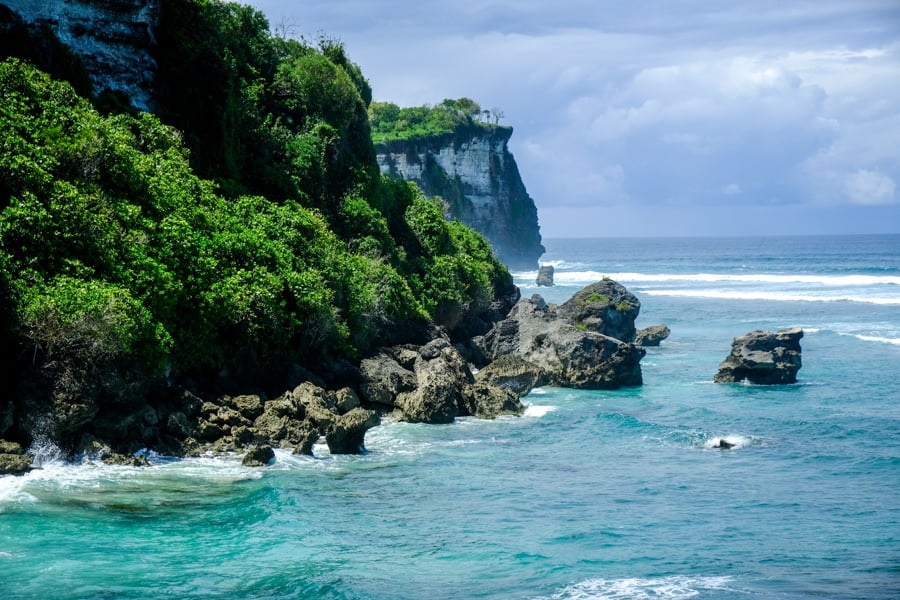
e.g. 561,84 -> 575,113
377,127 -> 544,270
2,0 -> 158,110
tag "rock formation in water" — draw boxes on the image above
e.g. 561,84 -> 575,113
635,325 -> 671,347
1,0 -> 159,110
714,328 -> 803,384
470,289 -> 645,390
376,127 -> 544,270
536,264 -> 554,287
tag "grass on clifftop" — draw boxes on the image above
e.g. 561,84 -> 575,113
369,98 -> 510,146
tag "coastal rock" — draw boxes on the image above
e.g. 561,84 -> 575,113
395,339 -> 472,424
0,440 -> 32,475
714,328 -> 803,385
477,292 -> 645,389
326,408 -> 380,454
635,325 -> 671,347
241,444 -> 275,467
558,279 -> 641,343
466,382 -> 525,419
376,128 -> 544,269
474,354 -> 546,397
2,0 -> 159,110
536,265 -> 554,287
359,350 -> 418,408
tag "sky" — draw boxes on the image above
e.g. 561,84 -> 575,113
245,0 -> 900,238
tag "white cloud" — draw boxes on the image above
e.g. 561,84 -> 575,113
721,183 -> 742,195
844,169 -> 897,205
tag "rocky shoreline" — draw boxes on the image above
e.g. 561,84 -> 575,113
0,279 -> 804,475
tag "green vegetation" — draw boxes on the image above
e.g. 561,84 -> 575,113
0,0 -> 512,405
369,98 -> 509,146
581,292 -> 611,307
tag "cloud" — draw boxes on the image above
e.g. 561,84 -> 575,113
844,169 -> 897,205
246,0 -> 900,236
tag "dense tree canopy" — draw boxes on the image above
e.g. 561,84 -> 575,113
0,0 -> 512,402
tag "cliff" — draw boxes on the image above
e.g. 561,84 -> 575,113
1,0 -> 158,110
376,126 -> 544,270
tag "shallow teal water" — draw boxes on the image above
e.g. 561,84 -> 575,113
2,235 -> 899,599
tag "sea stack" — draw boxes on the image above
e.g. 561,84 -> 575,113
714,328 -> 803,384
536,265 -> 554,287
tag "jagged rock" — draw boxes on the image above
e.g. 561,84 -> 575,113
326,408 -> 380,454
467,382 -> 525,419
291,382 -> 337,427
331,387 -> 361,414
241,444 -> 275,467
102,452 -> 150,467
0,440 -> 32,475
3,0 -> 160,111
359,350 -> 418,407
635,325 -> 671,347
396,339 -> 472,424
536,265 -> 554,287
476,293 -> 645,389
474,354 -> 546,396
558,279 -> 641,342
222,395 -> 264,420
714,328 -> 803,385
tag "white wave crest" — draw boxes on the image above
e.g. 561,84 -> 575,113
539,575 -> 737,600
704,435 -> 752,450
851,334 -> 900,346
550,271 -> 900,287
524,405 -> 556,418
641,288 -> 900,305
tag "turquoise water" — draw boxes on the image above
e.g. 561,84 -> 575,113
2,235 -> 899,599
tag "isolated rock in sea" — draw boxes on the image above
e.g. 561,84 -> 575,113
0,440 -> 32,475
476,293 -> 645,389
536,265 -> 555,287
558,279 -> 641,343
635,325 -> 671,347
241,444 -> 275,467
714,328 -> 803,385
326,408 -> 380,454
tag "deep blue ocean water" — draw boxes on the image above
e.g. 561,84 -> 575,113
2,235 -> 899,599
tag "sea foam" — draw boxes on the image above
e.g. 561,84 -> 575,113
538,575 -> 737,600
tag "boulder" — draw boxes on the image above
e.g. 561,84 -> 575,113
359,350 -> 418,407
474,354 -> 546,396
477,294 -> 645,389
396,339 -> 472,424
326,408 -> 380,454
241,444 -> 275,467
332,387 -> 361,414
714,328 -> 803,385
536,265 -> 555,287
0,440 -> 32,475
635,325 -> 671,347
558,279 -> 641,342
468,382 -> 525,419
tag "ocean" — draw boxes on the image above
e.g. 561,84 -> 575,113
2,235 -> 899,599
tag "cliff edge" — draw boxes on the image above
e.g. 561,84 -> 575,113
372,101 -> 544,270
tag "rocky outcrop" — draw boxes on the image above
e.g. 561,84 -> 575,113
376,127 -> 544,270
474,355 -> 546,397
536,265 -> 554,287
359,338 -> 525,424
241,444 -> 274,467
635,325 -> 671,347
2,0 -> 159,110
0,440 -> 32,475
714,328 -> 803,385
558,279 -> 641,343
473,291 -> 645,389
